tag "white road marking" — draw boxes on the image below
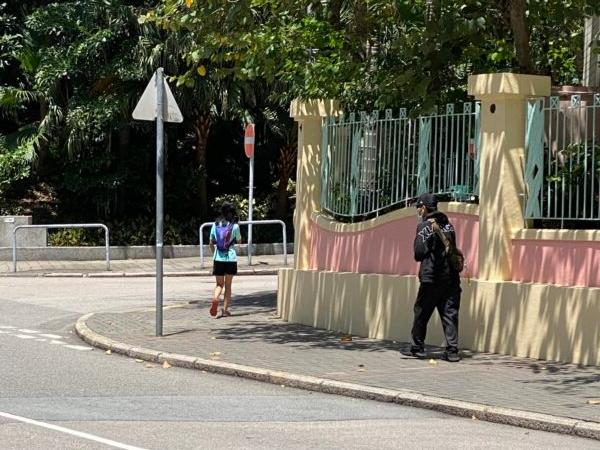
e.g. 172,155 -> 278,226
50,340 -> 65,345
0,410 -> 148,450
39,334 -> 63,339
64,345 -> 92,351
15,334 -> 36,339
18,329 -> 39,334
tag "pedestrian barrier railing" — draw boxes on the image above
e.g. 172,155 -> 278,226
321,103 -> 480,220
525,94 -> 600,225
199,219 -> 287,268
12,223 -> 110,272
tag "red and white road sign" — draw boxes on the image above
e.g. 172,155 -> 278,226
244,123 -> 255,158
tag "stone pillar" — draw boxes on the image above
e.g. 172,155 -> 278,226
290,100 -> 341,270
0,216 -> 47,247
468,73 -> 551,280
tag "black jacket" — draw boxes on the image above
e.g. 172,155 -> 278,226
414,210 -> 460,286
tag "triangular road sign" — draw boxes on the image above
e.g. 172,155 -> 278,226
132,71 -> 183,123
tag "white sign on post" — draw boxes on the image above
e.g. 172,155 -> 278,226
133,72 -> 183,123
132,68 -> 183,337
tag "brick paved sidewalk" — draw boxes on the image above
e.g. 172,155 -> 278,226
83,291 -> 600,424
0,255 -> 291,276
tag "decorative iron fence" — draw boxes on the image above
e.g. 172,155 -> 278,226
320,103 -> 480,219
525,94 -> 600,225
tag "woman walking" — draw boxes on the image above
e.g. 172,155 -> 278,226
209,203 -> 242,318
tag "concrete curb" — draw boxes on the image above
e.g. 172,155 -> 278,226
75,313 -> 600,441
0,269 -> 279,278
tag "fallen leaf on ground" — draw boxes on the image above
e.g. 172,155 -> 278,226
162,361 -> 172,369
472,415 -> 478,420
105,350 -> 112,355
428,359 -> 438,365
210,352 -> 221,357
340,335 -> 353,343
135,359 -> 144,363
586,399 -> 600,405
281,385 -> 286,388
145,364 -> 157,368
357,368 -> 366,372
358,364 -> 365,367
211,337 -> 216,340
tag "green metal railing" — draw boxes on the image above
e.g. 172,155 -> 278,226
320,103 -> 480,219
525,94 -> 600,224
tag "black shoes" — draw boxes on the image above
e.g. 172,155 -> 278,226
400,347 -> 428,359
443,351 -> 461,362
401,347 -> 461,362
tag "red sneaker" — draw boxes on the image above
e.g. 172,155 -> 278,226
209,298 -> 219,317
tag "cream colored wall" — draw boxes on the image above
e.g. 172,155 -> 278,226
278,268 -> 600,366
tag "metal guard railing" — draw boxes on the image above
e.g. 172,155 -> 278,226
13,223 -> 110,272
199,219 -> 287,268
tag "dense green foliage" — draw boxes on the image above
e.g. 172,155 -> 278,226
0,1 -> 598,244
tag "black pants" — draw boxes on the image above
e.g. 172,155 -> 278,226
411,283 -> 461,352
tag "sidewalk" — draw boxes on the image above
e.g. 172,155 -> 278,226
76,291 -> 600,440
0,255 -> 290,276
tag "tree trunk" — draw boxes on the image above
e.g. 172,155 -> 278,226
505,0 -> 534,73
34,101 -> 49,177
194,114 -> 211,220
275,144 -> 296,219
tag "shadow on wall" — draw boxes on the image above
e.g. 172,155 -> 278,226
512,239 -> 600,288
279,269 -> 600,365
461,280 -> 600,366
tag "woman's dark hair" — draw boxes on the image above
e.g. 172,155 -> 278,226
220,202 -> 238,223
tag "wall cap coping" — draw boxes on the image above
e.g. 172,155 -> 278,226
513,229 -> 600,242
312,202 -> 479,234
468,73 -> 551,98
290,99 -> 342,120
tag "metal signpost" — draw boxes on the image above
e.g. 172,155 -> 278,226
132,68 -> 183,336
244,124 -> 255,265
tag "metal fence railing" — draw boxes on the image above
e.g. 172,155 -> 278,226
321,103 -> 480,219
12,223 -> 110,272
199,219 -> 288,268
525,94 -> 600,225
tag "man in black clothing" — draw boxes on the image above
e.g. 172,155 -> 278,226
402,193 -> 462,362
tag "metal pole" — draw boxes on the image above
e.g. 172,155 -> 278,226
104,225 -> 110,271
156,68 -> 165,337
282,222 -> 287,266
199,225 -> 204,269
248,154 -> 254,266
12,227 -> 18,273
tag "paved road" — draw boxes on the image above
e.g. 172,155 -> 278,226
0,276 -> 597,449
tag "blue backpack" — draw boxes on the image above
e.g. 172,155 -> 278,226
215,222 -> 235,252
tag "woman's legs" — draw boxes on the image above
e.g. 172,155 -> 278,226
210,275 -> 225,317
213,276 -> 225,300
223,275 -> 234,312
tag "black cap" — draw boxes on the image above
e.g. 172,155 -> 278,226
416,193 -> 438,209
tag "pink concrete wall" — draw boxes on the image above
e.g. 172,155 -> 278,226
512,239 -> 600,288
309,213 -> 479,278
